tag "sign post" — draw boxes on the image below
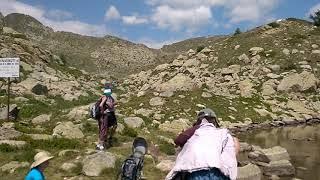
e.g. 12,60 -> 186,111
0,58 -> 20,121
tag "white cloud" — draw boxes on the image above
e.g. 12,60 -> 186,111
105,5 -> 120,21
0,0 -> 110,37
307,3 -> 320,17
146,0 -> 280,30
122,16 -> 148,25
46,9 -> 73,21
151,5 -> 212,31
227,0 -> 279,23
147,0 -> 224,9
136,37 -> 181,49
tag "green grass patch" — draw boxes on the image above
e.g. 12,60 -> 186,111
158,140 -> 175,155
122,126 -> 138,137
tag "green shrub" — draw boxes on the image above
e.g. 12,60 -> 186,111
268,22 -> 280,28
310,9 -> 320,27
0,144 -> 17,152
31,84 -> 48,95
234,28 -> 242,35
196,45 -> 205,53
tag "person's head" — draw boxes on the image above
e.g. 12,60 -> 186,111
197,108 -> 219,127
103,88 -> 112,96
30,151 -> 54,171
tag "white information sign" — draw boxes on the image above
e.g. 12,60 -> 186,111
0,58 -> 20,78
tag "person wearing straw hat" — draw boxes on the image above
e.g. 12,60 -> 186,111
25,151 -> 54,180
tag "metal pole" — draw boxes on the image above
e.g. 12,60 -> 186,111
7,77 -> 10,121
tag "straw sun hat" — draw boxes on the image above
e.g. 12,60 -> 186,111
30,152 -> 54,169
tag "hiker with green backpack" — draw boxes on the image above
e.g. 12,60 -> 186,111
95,84 -> 117,150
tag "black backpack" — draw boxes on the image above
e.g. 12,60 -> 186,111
89,98 -> 102,120
120,156 -> 143,180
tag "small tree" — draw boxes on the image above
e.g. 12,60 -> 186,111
310,9 -> 320,27
234,27 -> 241,35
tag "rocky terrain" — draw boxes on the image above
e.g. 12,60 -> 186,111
0,13 -> 320,180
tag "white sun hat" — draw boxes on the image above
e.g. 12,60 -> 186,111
30,151 -> 54,169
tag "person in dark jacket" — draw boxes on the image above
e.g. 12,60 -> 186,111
96,87 -> 117,150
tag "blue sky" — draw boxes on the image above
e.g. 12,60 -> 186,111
0,0 -> 319,48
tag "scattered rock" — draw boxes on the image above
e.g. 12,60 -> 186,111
249,47 -> 264,56
149,97 -> 165,106
282,48 -> 290,55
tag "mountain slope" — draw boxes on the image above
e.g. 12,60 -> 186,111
2,13 -> 160,77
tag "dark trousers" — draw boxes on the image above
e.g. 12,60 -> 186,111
98,112 -> 117,142
173,168 -> 231,180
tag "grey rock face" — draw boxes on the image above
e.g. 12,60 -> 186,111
82,151 -> 116,176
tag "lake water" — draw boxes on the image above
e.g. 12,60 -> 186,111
238,124 -> 320,180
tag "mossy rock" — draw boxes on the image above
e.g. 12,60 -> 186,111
31,84 -> 48,95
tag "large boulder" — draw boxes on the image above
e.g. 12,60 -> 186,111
32,114 -> 51,124
0,161 -> 29,173
52,121 -> 84,139
277,71 -> 318,92
159,119 -> 190,134
156,159 -> 175,172
82,151 -> 116,176
124,117 -> 144,128
238,54 -> 250,64
248,146 -> 290,163
0,125 -> 22,140
66,105 -> 89,120
237,163 -> 262,180
286,100 -> 314,115
155,73 -> 194,92
260,160 -> 295,176
31,83 -> 48,95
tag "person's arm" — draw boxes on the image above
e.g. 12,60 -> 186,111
99,96 -> 106,111
174,125 -> 200,147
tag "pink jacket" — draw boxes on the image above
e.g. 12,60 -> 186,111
166,122 -> 238,180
